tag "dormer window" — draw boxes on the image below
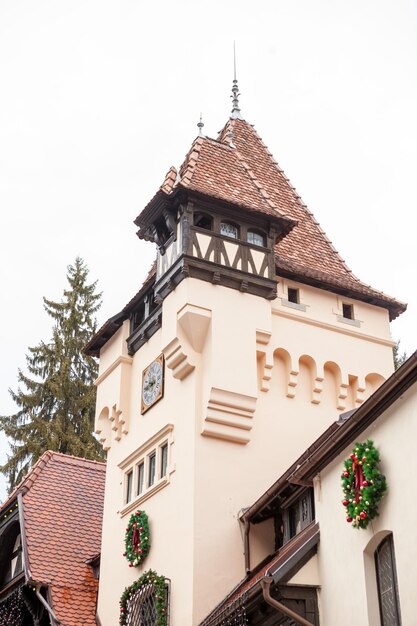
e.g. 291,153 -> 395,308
247,230 -> 266,247
220,222 -> 239,239
194,212 -> 213,231
282,488 -> 314,544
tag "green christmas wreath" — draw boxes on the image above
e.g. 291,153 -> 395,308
119,570 -> 167,626
124,510 -> 150,567
341,439 -> 387,529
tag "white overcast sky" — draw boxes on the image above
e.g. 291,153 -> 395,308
1,0 -> 416,498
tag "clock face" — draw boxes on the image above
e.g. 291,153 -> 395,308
141,355 -> 164,414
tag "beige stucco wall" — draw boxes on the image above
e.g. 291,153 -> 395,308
95,274 -> 395,625
315,382 -> 417,625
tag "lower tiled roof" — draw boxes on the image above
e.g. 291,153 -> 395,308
16,451 -> 105,626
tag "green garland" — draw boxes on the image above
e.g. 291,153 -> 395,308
119,569 -> 167,626
341,439 -> 387,529
124,510 -> 150,567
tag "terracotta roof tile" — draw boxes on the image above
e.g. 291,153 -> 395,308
7,451 -> 106,626
86,115 -> 406,354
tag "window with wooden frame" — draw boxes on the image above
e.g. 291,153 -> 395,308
119,424 -> 174,516
194,212 -> 213,231
247,229 -> 266,247
282,488 -> 315,544
375,534 -> 401,626
220,221 -> 239,239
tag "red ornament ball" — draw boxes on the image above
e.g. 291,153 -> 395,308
360,511 -> 367,520
343,471 -> 349,478
342,500 -> 349,507
346,517 -> 352,523
363,480 -> 368,487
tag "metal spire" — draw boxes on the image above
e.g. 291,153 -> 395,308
197,112 -> 204,136
231,42 -> 242,120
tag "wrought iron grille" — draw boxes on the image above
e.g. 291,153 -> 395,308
375,535 -> 401,626
126,582 -> 169,626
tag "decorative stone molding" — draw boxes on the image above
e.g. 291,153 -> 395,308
94,353 -> 133,450
256,329 -> 273,392
311,375 -> 324,404
163,304 -> 212,381
163,337 -> 195,380
202,387 -> 257,444
287,369 -> 300,399
178,304 -> 211,352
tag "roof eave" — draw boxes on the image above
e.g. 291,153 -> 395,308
275,256 -> 407,321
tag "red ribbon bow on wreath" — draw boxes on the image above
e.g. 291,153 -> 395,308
351,454 -> 365,504
132,522 -> 139,554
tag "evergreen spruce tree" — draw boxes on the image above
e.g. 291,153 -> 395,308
393,340 -> 407,370
0,257 -> 104,492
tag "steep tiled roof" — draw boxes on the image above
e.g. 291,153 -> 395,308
89,114 -> 406,355
2,451 -> 106,626
136,117 -> 405,319
176,136 -> 289,218
217,119 -> 405,318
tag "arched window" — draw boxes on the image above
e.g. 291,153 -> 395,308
247,229 -> 266,247
220,222 -> 239,239
194,212 -> 213,231
375,534 -> 401,625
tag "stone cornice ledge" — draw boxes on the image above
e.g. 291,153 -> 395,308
95,355 -> 133,386
272,307 -> 395,348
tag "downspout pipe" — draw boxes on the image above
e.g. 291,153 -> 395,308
17,493 -> 61,625
260,576 -> 315,626
243,518 -> 251,574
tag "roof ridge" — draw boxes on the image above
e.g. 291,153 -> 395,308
0,451 -> 105,511
244,120 -> 356,278
178,136 -> 205,188
48,451 -> 106,469
233,146 -> 282,215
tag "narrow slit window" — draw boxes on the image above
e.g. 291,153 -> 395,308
137,462 -> 144,496
288,288 -> 299,304
126,470 -> 133,503
342,303 -> 354,320
148,453 -> 156,487
160,444 -> 168,478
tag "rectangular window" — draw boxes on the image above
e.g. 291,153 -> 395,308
375,535 -> 401,625
126,470 -> 133,503
283,488 -> 314,544
119,424 -> 174,513
137,462 -> 144,496
287,288 -> 299,304
160,443 -> 168,478
342,303 -> 354,320
148,453 -> 156,487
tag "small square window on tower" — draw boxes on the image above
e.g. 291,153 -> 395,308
342,303 -> 354,320
287,288 -> 300,304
